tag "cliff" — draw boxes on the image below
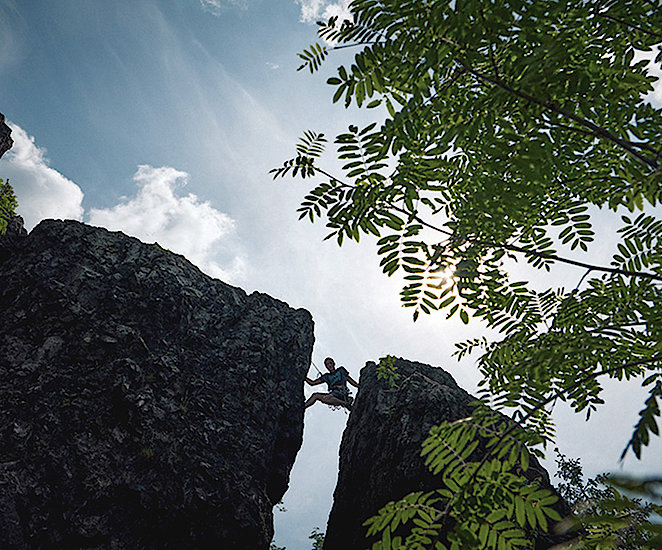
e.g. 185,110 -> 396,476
324,359 -> 572,550
0,219 -> 314,549
0,112 -> 12,158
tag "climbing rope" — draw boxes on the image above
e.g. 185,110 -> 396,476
310,359 -> 323,376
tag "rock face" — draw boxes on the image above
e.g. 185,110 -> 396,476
324,359 -> 571,550
0,112 -> 12,158
0,220 -> 314,549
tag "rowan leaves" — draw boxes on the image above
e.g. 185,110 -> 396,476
296,42 -> 327,73
276,0 -> 662,547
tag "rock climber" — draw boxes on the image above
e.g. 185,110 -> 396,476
305,357 -> 359,410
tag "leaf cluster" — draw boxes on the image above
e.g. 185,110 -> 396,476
364,407 -> 561,550
376,355 -> 401,390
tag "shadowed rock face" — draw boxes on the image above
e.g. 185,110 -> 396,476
324,359 -> 572,550
0,112 -> 12,158
0,220 -> 314,550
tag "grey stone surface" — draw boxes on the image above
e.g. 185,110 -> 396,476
0,219 -> 314,549
0,112 -> 12,158
324,359 -> 572,550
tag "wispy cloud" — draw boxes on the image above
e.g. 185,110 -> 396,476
295,0 -> 352,24
88,165 -> 246,282
0,122 -> 84,229
199,0 -> 248,16
0,1 -> 25,73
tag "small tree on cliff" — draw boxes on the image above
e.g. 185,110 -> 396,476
274,1 -> 662,548
0,178 -> 18,234
270,528 -> 324,550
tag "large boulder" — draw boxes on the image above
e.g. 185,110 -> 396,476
324,359 -> 572,550
0,219 -> 314,549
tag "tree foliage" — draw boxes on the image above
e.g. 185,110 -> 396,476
554,450 -> 662,549
270,527 -> 324,550
363,409 -> 560,550
0,178 -> 18,234
274,0 -> 662,548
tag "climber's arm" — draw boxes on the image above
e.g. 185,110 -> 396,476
347,375 -> 359,388
305,376 -> 323,386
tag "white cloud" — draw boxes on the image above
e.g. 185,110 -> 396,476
0,122 -> 84,230
295,0 -> 352,24
0,123 -> 246,282
88,165 -> 246,282
199,0 -> 248,16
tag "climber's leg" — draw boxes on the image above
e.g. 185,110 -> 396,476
305,392 -> 346,408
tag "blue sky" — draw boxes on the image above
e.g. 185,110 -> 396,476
1,2 -> 661,549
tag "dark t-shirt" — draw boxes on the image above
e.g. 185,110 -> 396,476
320,367 -> 349,392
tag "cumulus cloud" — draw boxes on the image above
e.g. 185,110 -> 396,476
295,0 -> 352,24
0,122 -> 84,230
0,123 -> 245,282
199,0 -> 248,16
88,165 -> 246,282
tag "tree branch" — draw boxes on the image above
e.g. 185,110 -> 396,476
588,322 -> 647,336
597,13 -> 662,39
307,164 -> 662,282
575,268 -> 593,291
397,207 -> 662,282
554,122 -> 662,159
331,41 -> 382,51
501,357 -> 662,453
457,61 -> 661,171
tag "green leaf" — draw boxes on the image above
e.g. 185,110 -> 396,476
520,448 -> 529,472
